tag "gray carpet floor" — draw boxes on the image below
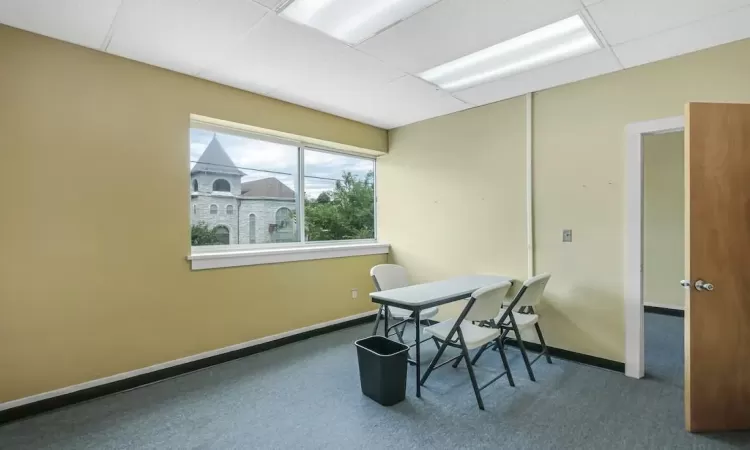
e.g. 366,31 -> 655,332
644,311 -> 685,388
1,313 -> 749,449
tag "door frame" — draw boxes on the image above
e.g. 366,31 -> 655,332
624,115 -> 685,379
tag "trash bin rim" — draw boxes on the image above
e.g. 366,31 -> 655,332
355,336 -> 409,357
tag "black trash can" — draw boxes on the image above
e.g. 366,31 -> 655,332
354,336 -> 409,406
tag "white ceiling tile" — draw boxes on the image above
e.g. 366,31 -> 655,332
0,0 -> 121,49
613,5 -> 750,69
356,0 -> 583,74
588,0 -> 750,46
346,76 -> 471,128
454,49 -> 621,105
265,75 -> 470,129
263,89 -> 392,128
581,0 -> 604,5
252,0 -> 286,10
203,15 -> 404,102
107,0 -> 267,75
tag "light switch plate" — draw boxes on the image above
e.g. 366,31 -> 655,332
563,229 -> 573,242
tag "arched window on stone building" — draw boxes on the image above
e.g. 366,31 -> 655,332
210,204 -> 218,214
214,225 -> 230,245
248,214 -> 256,244
276,207 -> 293,231
192,179 -> 198,192
226,204 -> 234,215
213,179 -> 230,192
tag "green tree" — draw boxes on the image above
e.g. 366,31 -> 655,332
305,171 -> 374,241
191,222 -> 223,245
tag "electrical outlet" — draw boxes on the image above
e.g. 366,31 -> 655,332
351,288 -> 358,299
563,229 -> 573,242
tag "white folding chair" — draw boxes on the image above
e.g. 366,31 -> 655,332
420,281 -> 516,410
370,264 -> 438,343
471,273 -> 552,381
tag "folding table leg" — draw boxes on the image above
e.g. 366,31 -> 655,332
414,308 -> 421,398
383,307 -> 389,339
371,305 -> 382,335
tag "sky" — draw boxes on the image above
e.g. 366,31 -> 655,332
190,128 -> 374,199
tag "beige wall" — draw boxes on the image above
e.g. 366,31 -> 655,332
0,25 -> 387,403
384,38 -> 750,362
643,132 -> 685,309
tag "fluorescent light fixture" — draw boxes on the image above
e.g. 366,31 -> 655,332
419,16 -> 601,91
280,0 -> 440,45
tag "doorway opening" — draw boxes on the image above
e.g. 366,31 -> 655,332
624,116 -> 684,379
642,130 -> 685,386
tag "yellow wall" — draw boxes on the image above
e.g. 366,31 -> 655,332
0,25 -> 387,403
643,132 -> 685,309
384,38 -> 750,362
379,98 -> 528,319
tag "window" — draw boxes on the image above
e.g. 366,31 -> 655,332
304,148 -> 375,241
193,205 -> 197,215
192,179 -> 198,192
214,225 -> 230,245
189,123 -> 376,254
213,179 -> 231,192
248,214 -> 256,244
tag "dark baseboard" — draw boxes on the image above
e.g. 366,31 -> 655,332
0,313 -> 375,425
504,339 -> 625,373
644,305 -> 685,317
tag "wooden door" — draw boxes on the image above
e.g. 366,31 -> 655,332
685,102 -> 750,432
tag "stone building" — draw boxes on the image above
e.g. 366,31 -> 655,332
191,136 -> 297,245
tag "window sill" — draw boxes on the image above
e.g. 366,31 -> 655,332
187,242 -> 390,270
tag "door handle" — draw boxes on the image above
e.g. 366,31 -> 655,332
695,280 -> 714,292
680,280 -> 691,288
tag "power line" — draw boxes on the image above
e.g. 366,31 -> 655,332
190,160 -> 349,183
190,160 -> 293,177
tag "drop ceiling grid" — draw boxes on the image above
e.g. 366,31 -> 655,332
1,0 -> 750,129
612,4 -> 750,69
0,0 -> 121,49
106,0 -> 269,75
586,0 -> 750,46
198,14 -> 406,108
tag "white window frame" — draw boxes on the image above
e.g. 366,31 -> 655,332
188,119 -> 387,270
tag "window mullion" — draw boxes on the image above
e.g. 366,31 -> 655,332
297,146 -> 306,244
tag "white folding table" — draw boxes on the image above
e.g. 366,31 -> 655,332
370,274 -> 514,398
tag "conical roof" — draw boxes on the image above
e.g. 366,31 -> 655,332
191,136 -> 245,176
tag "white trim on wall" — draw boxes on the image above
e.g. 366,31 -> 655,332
0,310 -> 378,412
624,115 -> 685,379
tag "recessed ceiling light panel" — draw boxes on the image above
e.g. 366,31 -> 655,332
419,16 -> 602,91
279,0 -> 440,45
